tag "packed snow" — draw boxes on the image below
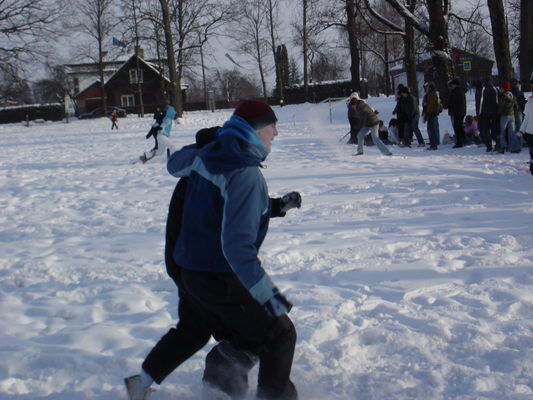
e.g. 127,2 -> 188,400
0,94 -> 532,400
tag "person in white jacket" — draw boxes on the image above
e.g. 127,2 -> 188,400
519,78 -> 533,174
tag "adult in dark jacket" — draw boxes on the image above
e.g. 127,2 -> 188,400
166,100 -> 301,400
448,78 -> 467,148
392,84 -> 407,144
347,100 -> 361,144
475,76 -> 500,152
400,86 -> 425,147
422,81 -> 441,150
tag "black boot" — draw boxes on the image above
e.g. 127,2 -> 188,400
203,341 -> 258,399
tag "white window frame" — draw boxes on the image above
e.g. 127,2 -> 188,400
129,68 -> 143,84
121,94 -> 135,107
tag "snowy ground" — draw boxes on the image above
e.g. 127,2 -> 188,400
0,94 -> 532,400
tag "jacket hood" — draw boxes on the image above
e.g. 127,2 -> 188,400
201,115 -> 268,174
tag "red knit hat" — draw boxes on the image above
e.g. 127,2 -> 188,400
501,81 -> 511,92
233,99 -> 277,130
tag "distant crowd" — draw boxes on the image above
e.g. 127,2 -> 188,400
346,75 -> 533,174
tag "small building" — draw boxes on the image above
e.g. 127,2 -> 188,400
390,48 -> 494,96
67,51 -> 186,115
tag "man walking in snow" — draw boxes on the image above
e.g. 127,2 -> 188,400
125,99 -> 301,400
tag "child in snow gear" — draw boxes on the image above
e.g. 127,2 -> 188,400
140,105 -> 176,163
110,111 -> 119,130
126,99 -> 301,400
126,127 -> 265,400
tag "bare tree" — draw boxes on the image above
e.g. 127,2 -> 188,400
159,0 -> 181,113
448,8 -> 492,59
265,0 -> 284,100
33,64 -> 74,105
346,0 -> 361,94
364,0 -> 455,105
121,0 -> 146,116
291,0 -> 328,100
211,69 -> 261,101
73,0 -> 118,114
487,0 -> 513,81
226,0 -> 271,100
0,0 -> 62,79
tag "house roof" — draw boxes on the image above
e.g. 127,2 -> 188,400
76,80 -> 101,97
104,55 -> 171,86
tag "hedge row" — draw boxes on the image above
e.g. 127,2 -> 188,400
0,104 -> 64,124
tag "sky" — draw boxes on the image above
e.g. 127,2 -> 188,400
0,93 -> 532,399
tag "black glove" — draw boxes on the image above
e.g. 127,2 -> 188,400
279,191 -> 302,213
264,291 -> 293,318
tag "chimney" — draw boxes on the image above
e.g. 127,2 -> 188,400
135,46 -> 144,59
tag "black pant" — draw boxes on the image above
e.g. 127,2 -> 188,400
348,117 -> 358,144
142,179 -> 257,397
181,269 -> 298,400
479,113 -> 499,150
451,114 -> 465,146
525,134 -> 533,173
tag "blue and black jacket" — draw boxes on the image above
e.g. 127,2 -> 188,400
167,115 -> 286,309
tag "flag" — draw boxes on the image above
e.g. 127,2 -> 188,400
112,37 -> 126,48
225,53 -> 243,69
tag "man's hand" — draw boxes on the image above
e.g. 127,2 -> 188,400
280,191 -> 302,212
264,292 -> 293,318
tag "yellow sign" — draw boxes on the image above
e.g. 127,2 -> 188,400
463,61 -> 472,71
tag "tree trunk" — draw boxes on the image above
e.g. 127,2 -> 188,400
303,0 -> 309,101
345,0 -> 360,94
159,0 -> 182,116
404,0 -> 418,99
132,0 -> 144,117
426,0 -> 453,107
487,0 -> 514,82
255,29 -> 268,100
519,0 -> 533,85
268,0 -> 283,102
384,36 -> 391,96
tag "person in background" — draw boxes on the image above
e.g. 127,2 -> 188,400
463,115 -> 481,145
392,84 -> 407,145
519,77 -> 533,174
510,78 -> 526,135
422,81 -> 441,150
351,99 -> 392,156
387,118 -> 400,145
400,86 -> 425,147
475,76 -> 500,152
447,78 -> 467,148
148,99 -> 300,400
378,120 -> 392,144
498,81 -> 521,154
110,110 -> 119,130
347,97 -> 361,144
